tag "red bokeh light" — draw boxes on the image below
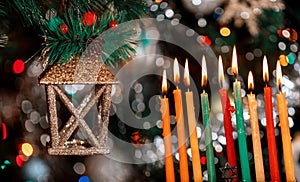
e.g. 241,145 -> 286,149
200,156 -> 207,165
15,155 -> 25,167
12,59 -> 25,74
1,123 -> 7,140
199,36 -> 212,46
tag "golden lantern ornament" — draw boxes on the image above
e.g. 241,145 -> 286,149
39,56 -> 117,155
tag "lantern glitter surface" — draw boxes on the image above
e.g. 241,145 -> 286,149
39,57 -> 117,155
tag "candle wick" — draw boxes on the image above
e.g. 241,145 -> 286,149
265,83 -> 268,87
187,88 -> 190,92
233,72 -> 237,80
278,85 -> 282,94
219,82 -> 223,89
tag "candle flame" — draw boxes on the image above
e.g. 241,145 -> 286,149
218,55 -> 225,88
276,60 -> 282,90
248,71 -> 254,91
162,69 -> 167,94
184,58 -> 190,87
201,55 -> 207,88
262,55 -> 269,83
231,45 -> 238,77
173,58 -> 180,84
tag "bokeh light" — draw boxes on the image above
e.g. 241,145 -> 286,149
16,155 -> 26,167
24,158 -> 49,180
200,156 -> 206,165
12,59 -> 25,74
279,54 -> 288,66
21,143 -> 34,157
220,27 -> 231,37
79,176 -> 90,182
1,123 -> 7,140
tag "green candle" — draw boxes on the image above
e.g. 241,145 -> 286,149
201,91 -> 216,182
201,56 -> 216,182
231,46 -> 251,181
233,80 -> 251,181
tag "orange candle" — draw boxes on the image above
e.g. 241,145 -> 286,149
173,58 -> 189,181
247,71 -> 265,181
184,59 -> 202,182
160,69 -> 175,182
263,56 -> 280,181
276,61 -> 296,182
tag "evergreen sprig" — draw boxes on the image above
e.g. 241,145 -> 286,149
10,0 -> 149,66
101,21 -> 138,66
11,0 -> 46,27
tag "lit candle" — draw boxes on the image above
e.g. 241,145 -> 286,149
262,56 -> 280,181
173,58 -> 189,182
218,55 -> 238,177
247,71 -> 265,181
231,45 -> 251,181
184,59 -> 203,182
200,56 -> 216,182
160,69 -> 175,182
276,61 -> 296,182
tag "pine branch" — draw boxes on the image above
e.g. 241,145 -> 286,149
11,0 -> 46,27
101,21 -> 139,66
63,0 -> 107,13
42,9 -> 140,65
111,0 -> 148,20
9,0 -> 149,65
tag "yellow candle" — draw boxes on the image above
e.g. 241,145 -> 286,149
160,70 -> 175,182
247,71 -> 265,181
184,59 -> 202,182
173,58 -> 189,182
276,61 -> 296,182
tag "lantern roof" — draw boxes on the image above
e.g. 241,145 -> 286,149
39,57 -> 118,85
